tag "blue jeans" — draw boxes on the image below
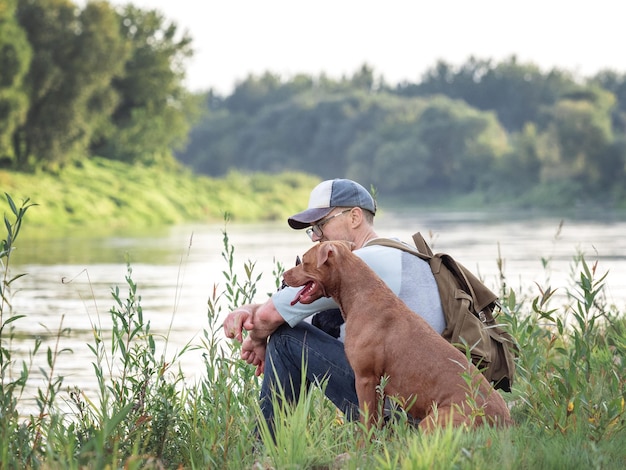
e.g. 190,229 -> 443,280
259,322 -> 360,437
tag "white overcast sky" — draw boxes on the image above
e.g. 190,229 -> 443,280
84,0 -> 624,94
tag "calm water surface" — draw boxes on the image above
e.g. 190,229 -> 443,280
6,210 -> 626,409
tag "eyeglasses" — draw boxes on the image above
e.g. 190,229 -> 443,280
306,209 -> 352,241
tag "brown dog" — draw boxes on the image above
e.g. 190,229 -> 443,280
283,240 -> 512,432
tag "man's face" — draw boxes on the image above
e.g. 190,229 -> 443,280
306,208 -> 352,242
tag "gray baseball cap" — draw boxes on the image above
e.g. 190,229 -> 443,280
288,179 -> 377,229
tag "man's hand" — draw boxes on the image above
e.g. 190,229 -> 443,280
224,299 -> 285,376
241,336 -> 267,376
223,305 -> 256,343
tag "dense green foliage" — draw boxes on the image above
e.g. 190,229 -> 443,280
180,62 -> 626,208
1,196 -> 625,468
1,0 -> 200,170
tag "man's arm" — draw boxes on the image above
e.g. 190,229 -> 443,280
243,298 -> 285,341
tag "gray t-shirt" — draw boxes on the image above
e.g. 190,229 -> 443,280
272,240 -> 446,337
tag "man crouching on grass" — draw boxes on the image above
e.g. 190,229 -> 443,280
222,178 -> 445,439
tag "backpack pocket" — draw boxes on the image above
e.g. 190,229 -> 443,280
484,323 -> 517,392
447,288 -> 494,368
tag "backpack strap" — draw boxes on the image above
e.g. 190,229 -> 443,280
367,232 -> 434,258
365,236 -> 431,262
412,232 -> 434,257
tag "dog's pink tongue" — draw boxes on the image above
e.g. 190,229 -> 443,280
290,281 -> 313,305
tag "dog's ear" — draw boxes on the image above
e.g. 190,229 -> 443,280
316,242 -> 334,268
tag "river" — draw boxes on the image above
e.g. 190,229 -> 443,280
5,209 -> 626,411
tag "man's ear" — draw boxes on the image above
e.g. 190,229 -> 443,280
348,207 -> 363,228
316,242 -> 334,268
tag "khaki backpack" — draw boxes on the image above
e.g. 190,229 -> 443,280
367,232 -> 518,392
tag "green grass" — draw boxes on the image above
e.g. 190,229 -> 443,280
1,194 -> 625,469
0,158 -> 320,234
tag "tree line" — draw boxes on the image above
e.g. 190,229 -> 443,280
0,0 -> 200,170
181,62 -> 626,208
3,1 -> 626,209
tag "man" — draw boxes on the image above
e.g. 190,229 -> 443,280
223,178 -> 445,435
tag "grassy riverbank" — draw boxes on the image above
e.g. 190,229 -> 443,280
0,158 -> 320,234
3,160 -> 624,239
1,196 -> 625,468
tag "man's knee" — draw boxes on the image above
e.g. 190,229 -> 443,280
268,322 -> 315,348
266,323 -> 311,365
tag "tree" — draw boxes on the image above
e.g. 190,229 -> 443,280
0,0 -> 31,165
502,123 -> 543,194
414,96 -> 509,193
538,87 -> 618,192
349,63 -> 377,91
345,97 -> 430,193
14,0 -> 128,169
400,56 -> 577,132
591,70 -> 626,133
224,72 -> 315,115
178,102 -> 249,176
92,4 -> 200,165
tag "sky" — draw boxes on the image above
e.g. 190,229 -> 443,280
95,0 -> 624,94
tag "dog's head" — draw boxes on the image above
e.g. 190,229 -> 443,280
283,240 -> 354,306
